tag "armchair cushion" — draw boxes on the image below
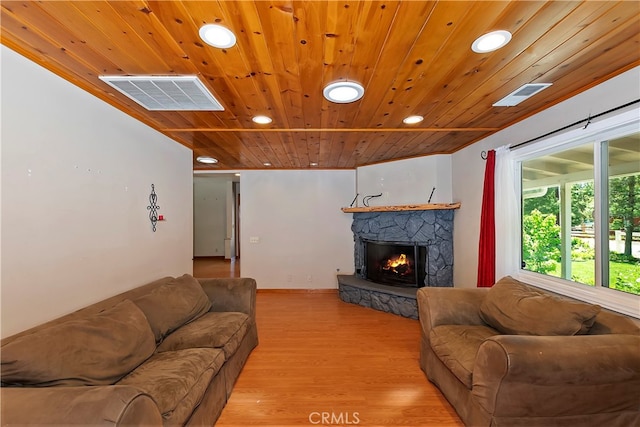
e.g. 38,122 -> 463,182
480,276 -> 601,336
1,300 -> 155,386
134,274 -> 211,343
430,325 -> 500,388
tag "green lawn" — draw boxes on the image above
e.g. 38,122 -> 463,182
547,260 -> 640,295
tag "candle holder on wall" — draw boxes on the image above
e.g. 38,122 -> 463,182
147,184 -> 160,232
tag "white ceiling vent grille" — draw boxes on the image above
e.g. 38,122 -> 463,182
98,75 -> 224,111
492,83 -> 552,107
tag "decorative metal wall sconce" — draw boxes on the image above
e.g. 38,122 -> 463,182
147,184 -> 160,232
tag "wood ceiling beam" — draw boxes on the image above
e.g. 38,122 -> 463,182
162,127 -> 499,132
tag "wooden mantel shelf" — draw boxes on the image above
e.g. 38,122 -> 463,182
341,202 -> 461,213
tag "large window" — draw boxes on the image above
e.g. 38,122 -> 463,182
519,121 -> 640,305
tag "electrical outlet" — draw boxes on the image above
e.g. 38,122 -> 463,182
307,275 -> 313,283
287,275 -> 293,282
249,236 -> 260,244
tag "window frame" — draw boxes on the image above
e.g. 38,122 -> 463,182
512,108 -> 640,318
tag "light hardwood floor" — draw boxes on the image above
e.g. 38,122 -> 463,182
193,257 -> 462,426
193,256 -> 240,279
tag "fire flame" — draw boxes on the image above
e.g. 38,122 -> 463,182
386,254 -> 408,269
382,253 -> 412,275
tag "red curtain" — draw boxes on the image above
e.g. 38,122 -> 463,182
477,150 -> 496,287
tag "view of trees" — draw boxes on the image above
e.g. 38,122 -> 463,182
522,174 -> 640,295
522,210 -> 560,275
610,175 -> 637,258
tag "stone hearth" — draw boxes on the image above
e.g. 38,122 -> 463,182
337,275 -> 418,319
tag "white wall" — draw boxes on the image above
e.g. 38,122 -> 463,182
452,66 -> 640,288
1,46 -> 194,337
240,170 -> 355,288
356,155 -> 452,206
193,176 -> 227,256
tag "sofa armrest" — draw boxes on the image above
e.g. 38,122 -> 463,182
0,385 -> 162,426
417,288 -> 489,335
473,334 -> 640,418
198,277 -> 257,318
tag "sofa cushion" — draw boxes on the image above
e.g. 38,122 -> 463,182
117,348 -> 225,425
156,312 -> 250,359
134,274 -> 212,343
588,310 -> 640,335
480,276 -> 601,336
430,325 -> 501,388
1,300 -> 155,386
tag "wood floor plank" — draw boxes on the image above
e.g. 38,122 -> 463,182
193,257 -> 461,426
193,256 -> 240,278
216,292 -> 462,426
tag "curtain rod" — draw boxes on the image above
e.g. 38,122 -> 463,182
509,99 -> 639,151
481,99 -> 639,160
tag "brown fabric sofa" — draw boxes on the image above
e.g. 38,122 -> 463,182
0,274 -> 258,426
417,276 -> 640,427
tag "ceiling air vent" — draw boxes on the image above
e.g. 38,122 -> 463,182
98,75 -> 224,111
492,83 -> 552,107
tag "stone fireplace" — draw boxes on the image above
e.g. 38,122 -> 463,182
364,240 -> 427,287
353,209 -> 454,287
338,203 -> 459,318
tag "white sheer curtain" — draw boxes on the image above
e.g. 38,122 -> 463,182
494,145 -> 520,279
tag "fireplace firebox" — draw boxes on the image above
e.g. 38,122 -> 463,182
364,240 -> 427,287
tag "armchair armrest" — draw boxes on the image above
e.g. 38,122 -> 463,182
198,277 -> 257,318
417,288 -> 489,335
473,334 -> 640,419
0,385 -> 162,426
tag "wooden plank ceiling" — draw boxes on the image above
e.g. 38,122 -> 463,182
1,1 -> 639,170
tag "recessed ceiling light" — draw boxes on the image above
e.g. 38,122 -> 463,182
234,173 -> 241,177
471,30 -> 512,53
403,115 -> 424,124
263,162 -> 272,166
252,115 -> 272,124
196,156 -> 218,164
310,162 -> 319,166
323,81 -> 365,103
199,24 -> 236,48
